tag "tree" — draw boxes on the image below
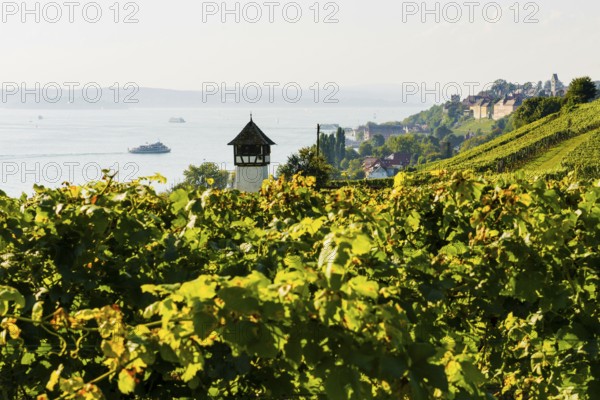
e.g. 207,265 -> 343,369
181,162 -> 229,190
339,158 -> 349,170
512,97 -> 563,128
440,140 -> 453,159
444,133 -> 462,148
358,142 -> 373,157
277,147 -> 333,187
344,148 -> 360,161
345,159 -> 366,179
402,105 -> 445,131
443,101 -> 469,121
335,128 -> 346,165
433,125 -> 452,140
566,77 -> 598,104
387,134 -> 419,154
319,129 -> 347,168
491,79 -> 510,97
371,134 -> 385,147
372,146 -> 392,159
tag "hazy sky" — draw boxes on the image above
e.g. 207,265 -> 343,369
1,0 -> 599,91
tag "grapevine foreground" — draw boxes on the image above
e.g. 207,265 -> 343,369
0,172 -> 598,399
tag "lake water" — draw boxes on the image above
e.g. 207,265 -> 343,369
0,106 -> 425,197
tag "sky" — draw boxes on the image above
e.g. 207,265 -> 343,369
1,0 -> 599,93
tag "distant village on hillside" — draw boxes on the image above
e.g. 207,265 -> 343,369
461,74 -> 566,121
337,74 -> 574,180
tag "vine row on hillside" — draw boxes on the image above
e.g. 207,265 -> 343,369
0,173 -> 598,399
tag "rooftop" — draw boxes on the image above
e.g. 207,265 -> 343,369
228,116 -> 276,146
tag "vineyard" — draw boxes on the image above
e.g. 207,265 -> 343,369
427,99 -> 600,177
560,130 -> 600,178
0,172 -> 598,399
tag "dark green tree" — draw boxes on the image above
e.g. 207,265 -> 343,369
344,148 -> 360,161
358,142 -> 373,157
440,140 -> 453,159
565,77 -> 598,104
345,159 -> 366,179
277,147 -> 333,187
335,128 -> 346,165
371,134 -> 385,148
372,146 -> 392,159
181,162 -> 229,190
512,97 -> 563,128
319,131 -> 347,168
387,134 -> 420,154
433,125 -> 452,140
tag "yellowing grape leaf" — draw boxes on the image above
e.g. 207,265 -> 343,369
46,364 -> 64,391
352,234 -> 372,255
118,369 -> 136,394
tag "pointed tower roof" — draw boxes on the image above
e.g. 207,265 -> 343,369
228,116 -> 276,146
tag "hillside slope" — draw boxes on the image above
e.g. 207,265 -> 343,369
426,100 -> 600,177
452,118 -> 495,136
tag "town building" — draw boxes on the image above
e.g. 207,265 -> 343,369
384,152 -> 412,169
368,165 -> 391,179
363,157 -> 380,172
492,96 -> 524,120
363,152 -> 412,179
472,99 -> 493,120
547,74 -> 567,97
551,74 -> 559,97
463,96 -> 493,120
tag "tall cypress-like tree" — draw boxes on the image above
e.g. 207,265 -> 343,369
329,135 -> 336,165
336,128 -> 346,166
319,133 -> 334,166
319,129 -> 347,168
